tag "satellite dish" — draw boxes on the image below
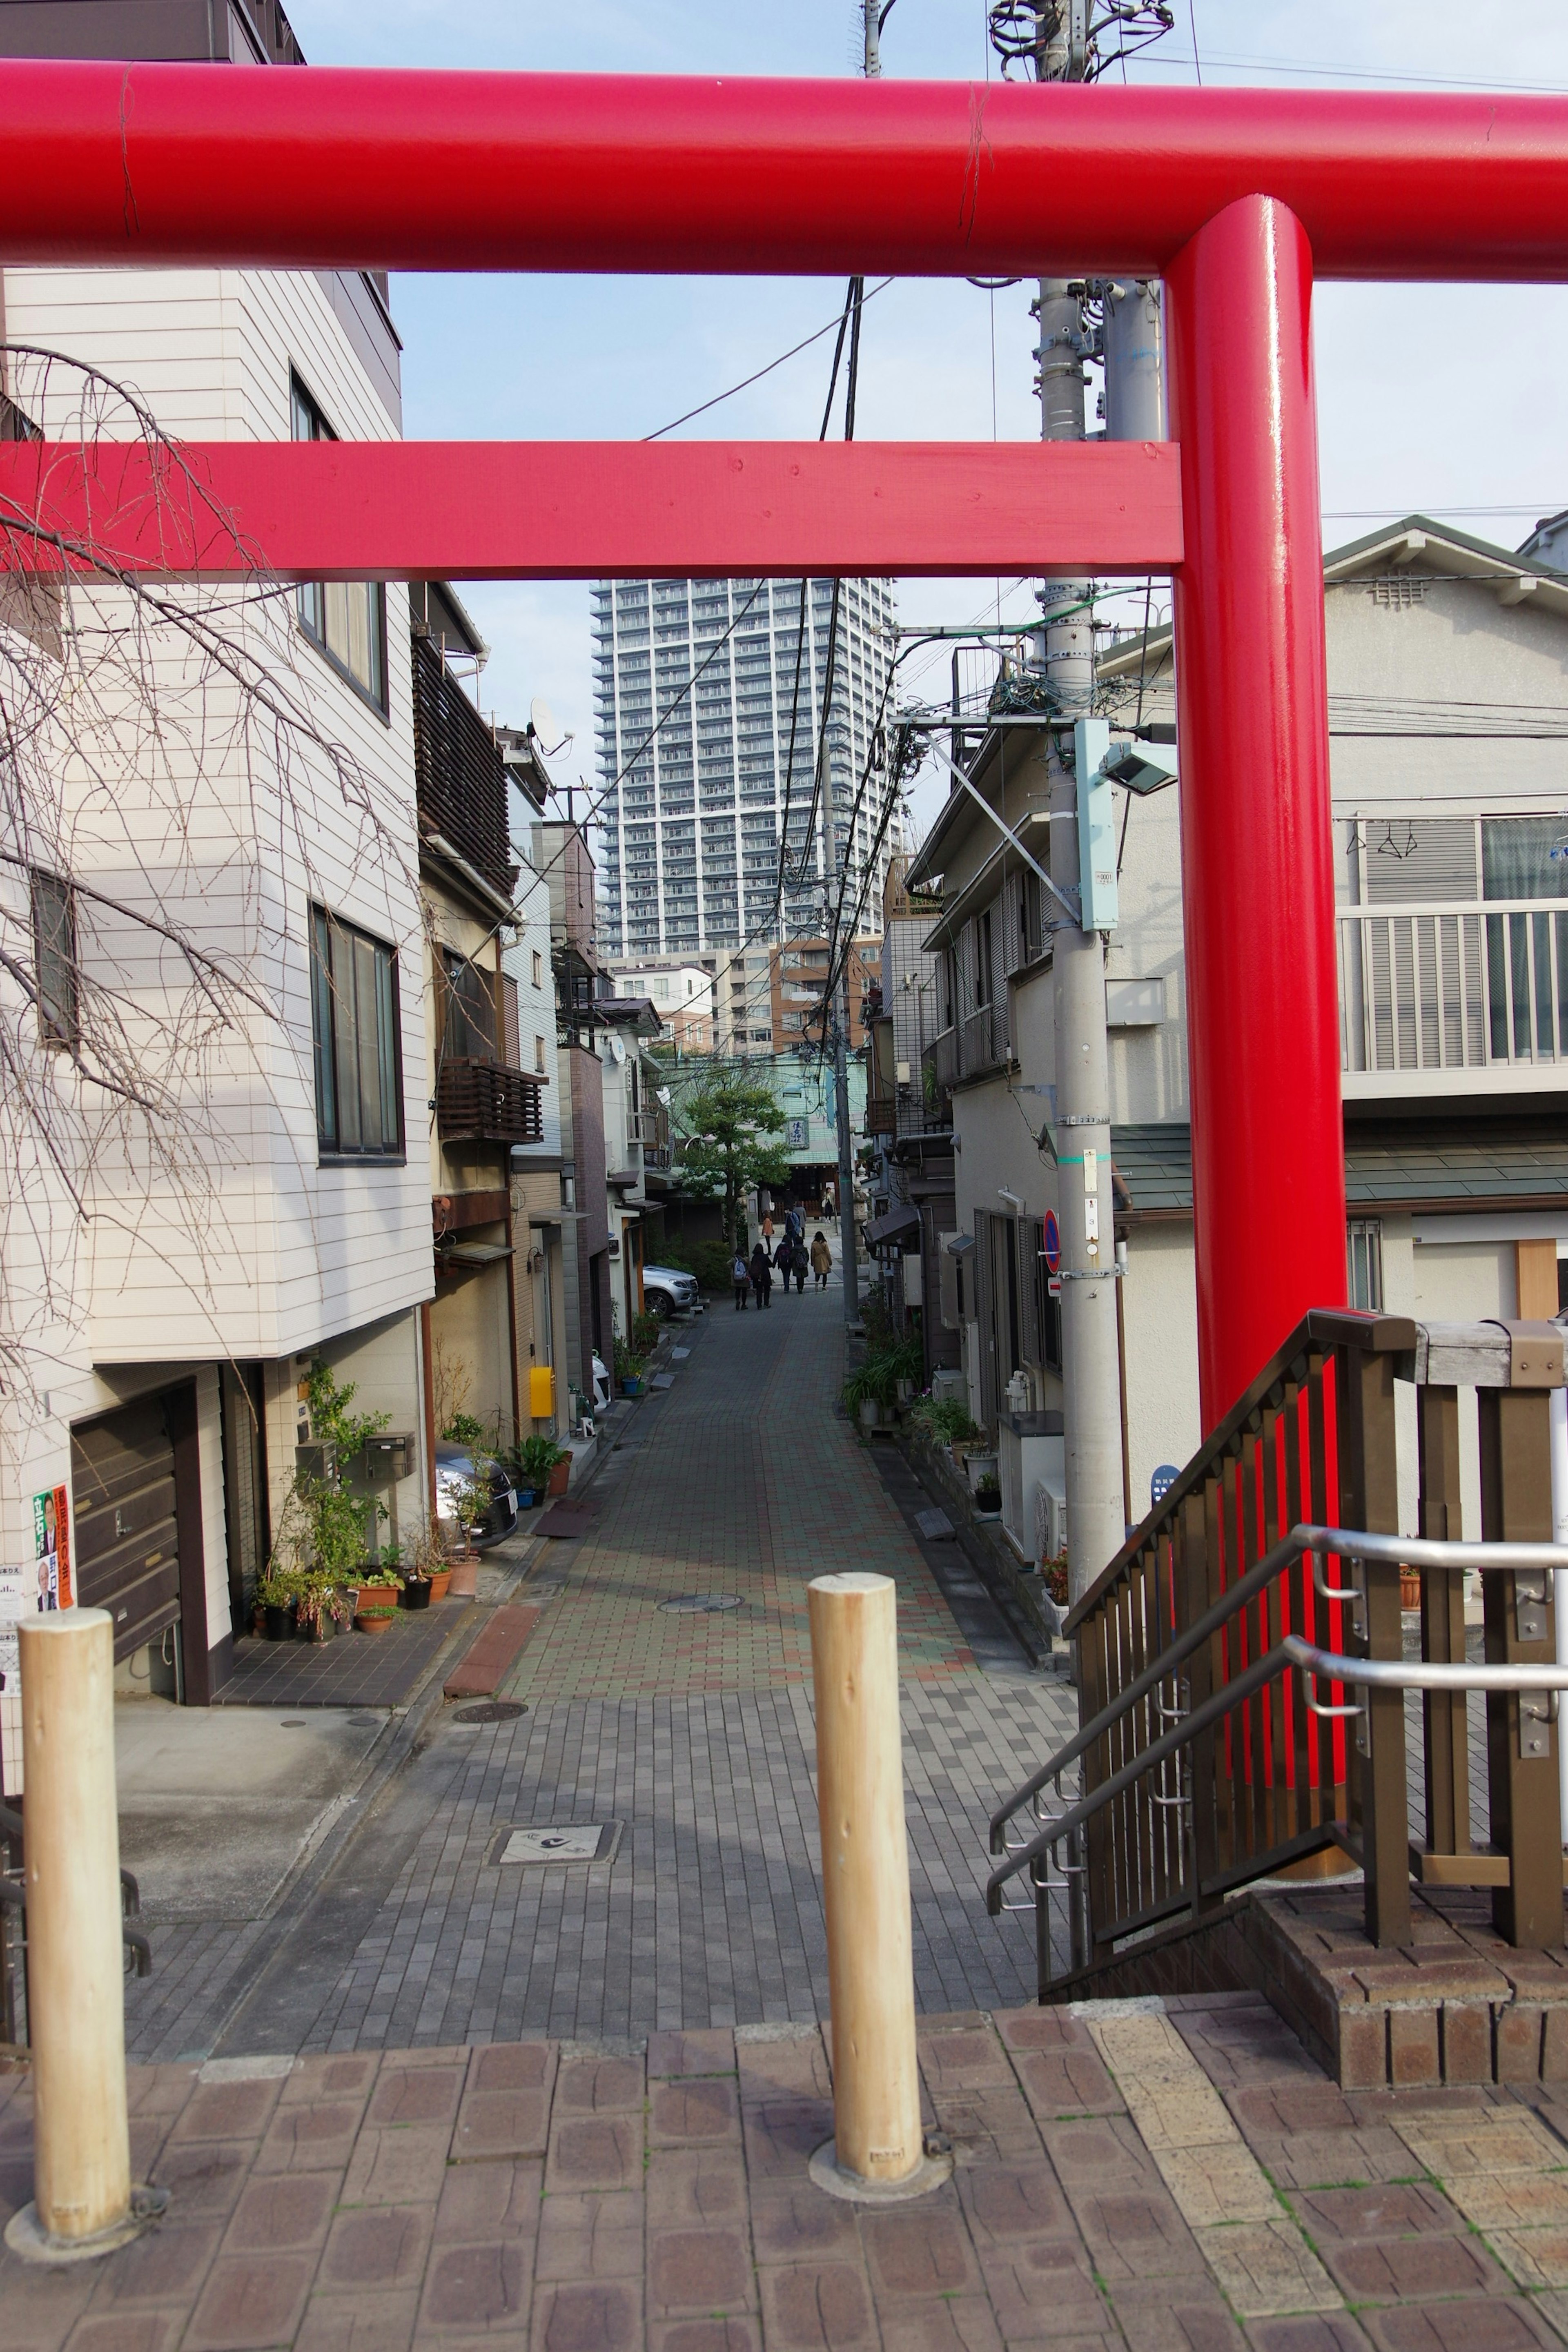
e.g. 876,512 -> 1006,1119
530,697 -> 572,755
610,1033 -> 627,1064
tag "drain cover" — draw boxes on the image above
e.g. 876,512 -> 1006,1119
658,1593 -> 743,1615
453,1700 -> 528,1724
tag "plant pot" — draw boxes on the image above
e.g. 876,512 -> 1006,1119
965,1450 -> 999,1493
859,1398 -> 882,1429
1400,1571 -> 1422,1612
262,1602 -> 294,1642
301,1612 -> 335,1646
621,1378 -> 644,1398
427,1567 -> 453,1603
546,1457 -> 572,1498
515,1488 -> 537,1511
448,1551 -> 479,1599
401,1576 -> 432,1612
895,1379 -> 915,1405
356,1608 -> 396,1634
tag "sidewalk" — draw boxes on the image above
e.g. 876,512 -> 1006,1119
11,1991 -> 1568,2350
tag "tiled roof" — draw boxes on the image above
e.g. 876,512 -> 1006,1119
1111,1121 -> 1568,1218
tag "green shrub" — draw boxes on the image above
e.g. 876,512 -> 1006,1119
631,1310 -> 662,1354
910,1394 -> 982,1447
441,1409 -> 486,1448
612,1336 -> 646,1383
499,1434 -> 570,1492
842,1333 -> 924,1415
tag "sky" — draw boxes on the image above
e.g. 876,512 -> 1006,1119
284,0 -> 1568,838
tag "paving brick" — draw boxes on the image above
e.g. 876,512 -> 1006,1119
915,2029 -> 1013,2092
1236,2126 -> 1421,2192
421,2238 -> 532,2332
1067,2186 -> 1208,2281
748,2185 -> 862,2265
85,2221 -> 222,2309
1109,2279 -> 1248,2352
973,2238 -> 1107,2341
365,2065 -> 467,2130
648,2323 -> 759,2352
1356,2300 -> 1559,2350
183,2252 -> 316,2350
647,2226 -> 755,2315
537,2191 -> 644,2281
649,2080 -> 741,2146
292,2289 -> 420,2352
871,2303 -> 1005,2352
555,2058 -> 645,2115
166,2080 -> 283,2147
1320,2232 -> 1507,2301
758,2263 -> 878,2350
1195,2220 -> 1340,2319
1287,2184 -> 1461,2241
254,2101 -> 368,2175
1386,2012 -> 1441,2091
283,2055 -> 381,2107
62,2316 -> 183,2352
1243,2322 -> 1373,2352
648,2032 -> 736,2081
453,2088 -> 552,2163
743,2101 -> 833,2180
956,2162 -> 1077,2247
1012,2048 -> 1122,2118
647,2149 -> 749,2230
546,2116 -> 642,2193
433,2158 -> 543,2245
317,2204 -> 434,2291
217,2166 -> 341,2257
0,2262 -> 96,2352
860,2207 -> 980,2301
531,2282 -> 641,2352
341,2124 -> 454,2207
138,2140 -> 256,2219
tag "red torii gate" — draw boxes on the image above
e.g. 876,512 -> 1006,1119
4,62 -> 1568,1428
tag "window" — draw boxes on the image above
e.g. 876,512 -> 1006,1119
442,949 -> 497,1061
31,871 -> 77,1047
310,907 -> 403,1158
531,949 -> 543,989
535,1034 -> 546,1073
1348,1219 -> 1383,1312
291,376 -> 388,712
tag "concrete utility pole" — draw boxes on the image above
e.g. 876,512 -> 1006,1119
818,0 -> 886,1330
1032,3 -> 1126,1606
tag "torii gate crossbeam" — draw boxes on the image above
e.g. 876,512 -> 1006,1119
5,64 -> 1566,1425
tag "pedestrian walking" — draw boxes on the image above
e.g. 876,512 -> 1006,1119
750,1240 -> 773,1308
773,1234 -> 793,1292
791,1239 -> 809,1294
731,1249 -> 751,1311
811,1230 -> 832,1290
784,1203 -> 804,1245
821,1183 -> 835,1219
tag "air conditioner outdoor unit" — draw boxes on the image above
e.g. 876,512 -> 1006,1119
1036,1477 -> 1068,1566
930,1368 -> 967,1405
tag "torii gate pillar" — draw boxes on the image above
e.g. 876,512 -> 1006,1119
1167,196 -> 1347,1424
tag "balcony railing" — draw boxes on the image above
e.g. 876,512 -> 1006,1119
1339,897 -> 1568,1085
437,1058 -> 543,1146
958,1001 -> 1009,1080
864,1089 -> 898,1137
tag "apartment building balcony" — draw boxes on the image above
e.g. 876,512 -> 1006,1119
437,1058 -> 544,1146
1339,894 -> 1568,1097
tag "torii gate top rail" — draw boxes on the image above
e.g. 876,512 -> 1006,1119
2,66 -> 1568,280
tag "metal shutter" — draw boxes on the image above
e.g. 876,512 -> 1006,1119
71,1400 -> 180,1664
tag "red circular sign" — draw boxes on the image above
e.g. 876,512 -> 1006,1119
1042,1209 -> 1061,1275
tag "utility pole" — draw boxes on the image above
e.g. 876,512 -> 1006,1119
1032,2 -> 1125,1607
818,0 -> 886,1329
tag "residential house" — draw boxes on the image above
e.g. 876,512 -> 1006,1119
906,514 -> 1568,1555
598,997 -> 671,1335
539,819 -> 615,1423
0,0 -> 432,1724
863,859 -> 959,1368
415,589 -> 544,1456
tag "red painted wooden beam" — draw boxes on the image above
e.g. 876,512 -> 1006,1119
0,439 -> 1183,582
1,64 -> 1567,281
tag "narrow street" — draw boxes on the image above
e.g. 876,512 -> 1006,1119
125,1269 -> 1074,2065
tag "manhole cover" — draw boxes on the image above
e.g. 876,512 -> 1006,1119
454,1701 -> 528,1724
658,1593 -> 743,1615
486,1820 -> 624,1867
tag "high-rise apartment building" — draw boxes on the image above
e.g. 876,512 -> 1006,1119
591,576 -> 901,963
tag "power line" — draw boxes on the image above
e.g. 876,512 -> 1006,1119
641,280 -> 894,441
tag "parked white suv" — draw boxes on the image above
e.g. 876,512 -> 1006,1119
642,1264 -> 702,1318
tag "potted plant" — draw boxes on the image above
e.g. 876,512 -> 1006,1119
257,1569 -> 298,1641
296,1571 -> 352,1644
614,1336 -> 646,1397
974,1476 -> 1003,1522
510,1433 -> 570,1504
354,1570 -> 401,1633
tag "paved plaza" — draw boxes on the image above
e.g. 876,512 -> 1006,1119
16,1991 -> 1568,2350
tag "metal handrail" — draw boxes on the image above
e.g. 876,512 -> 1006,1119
988,1522 -> 1568,1878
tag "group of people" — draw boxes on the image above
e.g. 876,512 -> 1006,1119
732,1203 -> 833,1309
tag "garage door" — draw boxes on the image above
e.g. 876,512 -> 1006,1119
70,1399 -> 180,1664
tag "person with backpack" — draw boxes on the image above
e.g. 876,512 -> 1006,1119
790,1238 -> 809,1294
732,1247 -> 751,1310
750,1240 -> 773,1308
784,1203 -> 804,1247
773,1234 -> 793,1292
810,1230 -> 832,1290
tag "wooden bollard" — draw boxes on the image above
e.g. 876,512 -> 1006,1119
807,1572 -> 949,2201
6,1608 -> 143,2262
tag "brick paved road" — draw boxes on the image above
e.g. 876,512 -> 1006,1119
126,1285 -> 1075,2062
16,1993 -> 1568,2351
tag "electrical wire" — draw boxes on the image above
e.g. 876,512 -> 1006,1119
641,281 -> 894,442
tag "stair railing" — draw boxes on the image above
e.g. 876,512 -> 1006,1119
987,1310 -> 1568,1991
